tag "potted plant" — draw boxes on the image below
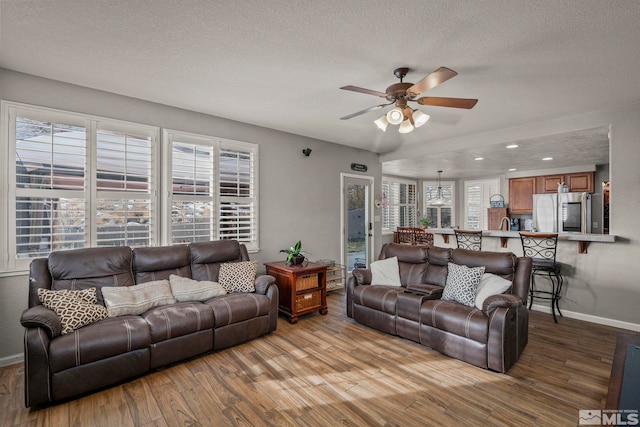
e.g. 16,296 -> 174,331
419,217 -> 431,228
280,240 -> 310,265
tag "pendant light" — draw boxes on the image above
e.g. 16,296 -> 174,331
428,170 -> 450,206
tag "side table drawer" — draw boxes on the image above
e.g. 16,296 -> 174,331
296,290 -> 321,311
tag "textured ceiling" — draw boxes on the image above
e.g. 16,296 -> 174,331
1,0 -> 636,178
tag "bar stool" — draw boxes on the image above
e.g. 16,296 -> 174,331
519,232 -> 563,322
454,229 -> 482,251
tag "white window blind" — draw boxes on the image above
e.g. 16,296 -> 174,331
423,181 -> 455,228
13,114 -> 88,263
464,178 -> 500,229
382,177 -> 417,232
164,130 -> 259,251
96,125 -> 156,247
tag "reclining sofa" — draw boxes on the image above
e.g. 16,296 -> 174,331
20,240 -> 278,407
347,243 -> 532,372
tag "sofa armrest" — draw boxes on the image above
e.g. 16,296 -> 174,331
254,274 -> 276,295
351,268 -> 372,286
21,305 -> 62,338
482,293 -> 524,317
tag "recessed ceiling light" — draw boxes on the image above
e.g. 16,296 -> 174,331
506,144 -> 519,149
508,168 -> 517,171
542,157 -> 553,161
474,157 -> 484,161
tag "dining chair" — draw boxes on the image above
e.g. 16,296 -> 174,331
519,232 -> 563,322
395,227 -> 415,244
412,228 -> 434,247
454,229 -> 483,251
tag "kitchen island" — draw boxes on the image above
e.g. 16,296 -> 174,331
428,228 -> 616,254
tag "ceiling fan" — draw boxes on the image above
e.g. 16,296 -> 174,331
339,67 -> 478,133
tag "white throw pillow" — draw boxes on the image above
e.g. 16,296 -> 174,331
475,273 -> 513,309
102,280 -> 176,317
370,256 -> 402,287
442,262 -> 485,307
169,275 -> 226,302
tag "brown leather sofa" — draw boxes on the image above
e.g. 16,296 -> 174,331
20,240 -> 278,407
347,243 -> 532,372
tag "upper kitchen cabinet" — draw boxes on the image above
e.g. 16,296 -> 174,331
534,172 -> 595,194
509,177 -> 536,214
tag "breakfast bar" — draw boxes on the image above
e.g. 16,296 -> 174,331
428,228 -> 616,254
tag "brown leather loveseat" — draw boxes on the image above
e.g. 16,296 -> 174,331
347,243 -> 532,372
20,240 -> 278,407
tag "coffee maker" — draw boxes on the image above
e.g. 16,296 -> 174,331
510,218 -> 520,231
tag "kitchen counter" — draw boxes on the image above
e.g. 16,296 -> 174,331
428,228 -> 616,253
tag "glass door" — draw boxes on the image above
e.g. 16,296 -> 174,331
342,175 -> 373,272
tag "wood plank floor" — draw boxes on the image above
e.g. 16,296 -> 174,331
1,291 -> 636,426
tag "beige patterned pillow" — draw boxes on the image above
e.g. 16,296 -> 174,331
169,275 -> 227,302
218,261 -> 257,293
37,288 -> 108,334
102,280 -> 176,317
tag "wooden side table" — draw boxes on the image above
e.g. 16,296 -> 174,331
264,261 -> 328,324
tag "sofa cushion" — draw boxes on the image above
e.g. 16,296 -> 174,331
442,263 -> 485,307
206,293 -> 271,327
420,299 -> 489,344
142,302 -> 215,343
190,240 -> 248,281
37,288 -> 108,334
370,256 -> 401,286
218,261 -> 257,293
475,273 -> 512,309
169,275 -> 227,302
132,245 -> 191,283
49,315 -> 151,373
102,280 -> 176,317
352,285 -> 400,315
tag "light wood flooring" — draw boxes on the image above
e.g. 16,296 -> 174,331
1,291 -> 636,426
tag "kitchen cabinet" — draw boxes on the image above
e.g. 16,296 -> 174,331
536,175 -> 564,193
508,177 -> 536,214
487,208 -> 509,230
535,172 -> 595,193
566,172 -> 594,193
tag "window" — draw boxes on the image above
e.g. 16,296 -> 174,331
464,178 -> 500,229
382,177 -> 417,232
423,180 -> 455,228
1,101 -> 259,272
164,130 -> 259,252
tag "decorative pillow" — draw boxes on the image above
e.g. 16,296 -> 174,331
102,280 -> 176,317
37,288 -> 108,334
169,274 -> 227,302
442,263 -> 486,307
475,273 -> 513,309
218,261 -> 257,293
370,256 -> 402,286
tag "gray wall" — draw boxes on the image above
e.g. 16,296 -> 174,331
0,69 -> 382,362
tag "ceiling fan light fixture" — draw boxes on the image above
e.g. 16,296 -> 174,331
412,109 -> 430,128
386,107 -> 404,125
398,118 -> 414,134
374,115 -> 389,131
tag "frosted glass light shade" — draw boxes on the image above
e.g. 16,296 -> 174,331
386,107 -> 404,125
398,119 -> 414,134
412,109 -> 430,128
374,115 -> 389,131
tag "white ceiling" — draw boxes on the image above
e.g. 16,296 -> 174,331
1,0 -> 636,179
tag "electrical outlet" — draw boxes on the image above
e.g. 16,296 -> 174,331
593,221 -> 598,228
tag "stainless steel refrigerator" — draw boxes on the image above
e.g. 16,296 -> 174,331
532,192 -> 591,233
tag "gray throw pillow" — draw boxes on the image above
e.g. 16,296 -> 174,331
442,262 -> 485,307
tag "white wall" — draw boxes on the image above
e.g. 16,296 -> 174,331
0,69 -> 382,362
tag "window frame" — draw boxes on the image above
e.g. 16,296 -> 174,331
381,176 -> 417,234
463,178 -> 501,230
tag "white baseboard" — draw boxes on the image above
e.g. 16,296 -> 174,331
0,353 -> 23,368
530,304 -> 640,332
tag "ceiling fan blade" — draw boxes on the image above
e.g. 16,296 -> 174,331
407,67 -> 458,96
340,85 -> 388,98
340,102 -> 393,120
415,97 -> 478,109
